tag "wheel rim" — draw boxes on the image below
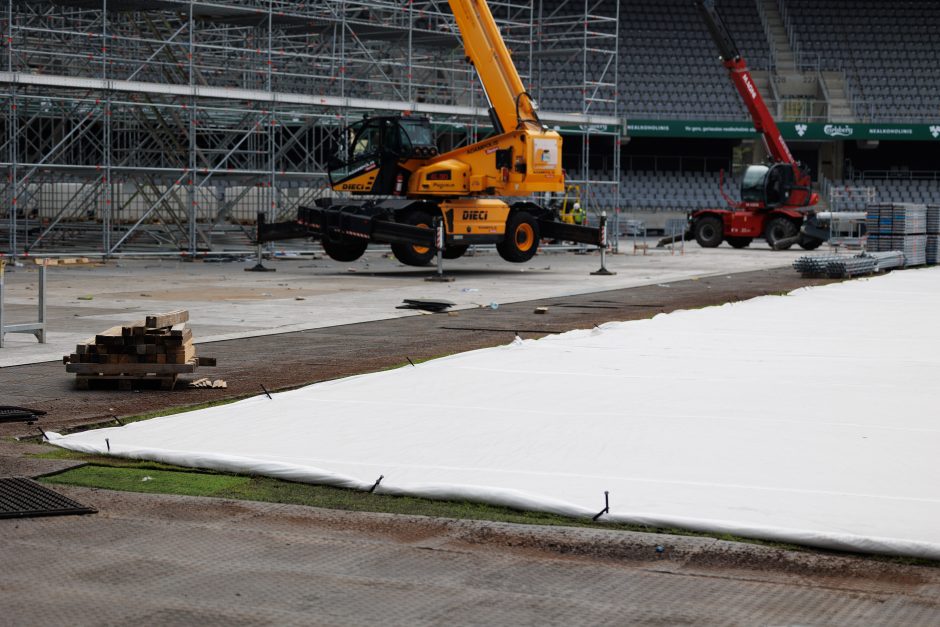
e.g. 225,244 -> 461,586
412,221 -> 431,255
515,223 -> 535,252
702,224 -> 717,239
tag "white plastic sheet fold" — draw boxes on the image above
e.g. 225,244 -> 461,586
50,268 -> 940,559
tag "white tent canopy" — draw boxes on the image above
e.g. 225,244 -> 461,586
50,268 -> 940,559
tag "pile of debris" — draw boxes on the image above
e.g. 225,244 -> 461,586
63,310 -> 216,390
396,298 -> 455,313
189,377 -> 227,389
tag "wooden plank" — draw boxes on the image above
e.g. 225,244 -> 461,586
145,310 -> 189,329
167,341 -> 196,364
197,356 -> 217,367
94,325 -> 125,346
158,328 -> 191,345
121,320 -> 147,337
66,361 -> 197,375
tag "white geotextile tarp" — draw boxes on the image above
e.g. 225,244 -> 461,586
50,267 -> 940,559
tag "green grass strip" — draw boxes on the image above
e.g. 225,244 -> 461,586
44,465 -> 248,497
34,447 -> 939,567
41,461 -> 630,528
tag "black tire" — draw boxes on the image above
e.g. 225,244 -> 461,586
391,209 -> 437,266
497,211 -> 540,263
321,234 -> 368,262
442,244 -> 469,260
798,234 -> 824,250
726,236 -> 753,249
764,216 -> 799,250
693,215 -> 724,248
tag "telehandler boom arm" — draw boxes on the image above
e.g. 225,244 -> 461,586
694,0 -> 794,166
694,0 -> 816,211
448,0 -> 542,134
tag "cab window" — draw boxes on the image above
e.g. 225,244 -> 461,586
400,119 -> 433,147
350,122 -> 382,161
740,165 -> 768,203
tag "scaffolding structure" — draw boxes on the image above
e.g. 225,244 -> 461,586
0,0 -> 620,255
534,0 -> 621,216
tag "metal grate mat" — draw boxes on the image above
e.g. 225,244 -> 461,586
0,477 -> 96,519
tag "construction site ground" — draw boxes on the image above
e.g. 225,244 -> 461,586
3,242 -> 939,625
1,238 -> 805,367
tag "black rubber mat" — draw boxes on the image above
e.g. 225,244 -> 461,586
0,477 -> 96,519
0,406 -> 46,423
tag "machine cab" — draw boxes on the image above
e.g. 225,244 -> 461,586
328,116 -> 438,195
740,163 -> 799,209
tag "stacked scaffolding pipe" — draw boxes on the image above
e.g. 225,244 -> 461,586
792,254 -> 849,276
828,256 -> 879,278
866,251 -> 906,271
793,251 -> 905,278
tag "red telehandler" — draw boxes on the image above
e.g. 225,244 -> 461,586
686,0 -> 824,251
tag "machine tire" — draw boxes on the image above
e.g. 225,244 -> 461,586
391,208 -> 437,266
321,234 -> 368,262
693,215 -> 724,248
764,216 -> 799,250
726,236 -> 752,249
497,211 -> 540,263
442,244 -> 469,260
798,234 -> 824,250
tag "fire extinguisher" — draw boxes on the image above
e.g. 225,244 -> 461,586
394,173 -> 403,196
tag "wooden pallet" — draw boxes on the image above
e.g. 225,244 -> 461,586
75,373 -> 180,391
65,361 -> 200,375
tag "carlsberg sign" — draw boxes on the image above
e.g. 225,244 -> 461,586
625,120 -> 940,141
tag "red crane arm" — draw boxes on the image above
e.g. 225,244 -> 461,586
695,0 -> 796,165
723,58 -> 795,166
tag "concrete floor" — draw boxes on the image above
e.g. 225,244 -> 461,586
0,239 -> 807,366
3,486 -> 939,627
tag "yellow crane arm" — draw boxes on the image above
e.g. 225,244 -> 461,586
447,0 -> 540,133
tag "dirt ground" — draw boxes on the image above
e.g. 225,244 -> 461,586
1,266 -> 834,436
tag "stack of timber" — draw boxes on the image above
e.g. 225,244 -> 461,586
63,310 -> 215,390
33,257 -> 92,266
